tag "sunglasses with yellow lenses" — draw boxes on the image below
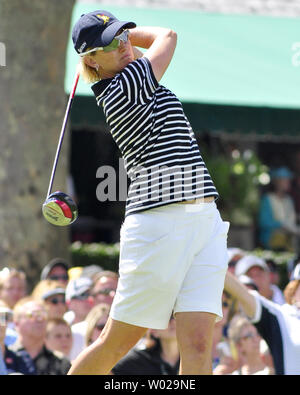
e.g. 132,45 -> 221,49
79,29 -> 129,56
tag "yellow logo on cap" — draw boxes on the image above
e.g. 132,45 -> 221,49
96,14 -> 110,24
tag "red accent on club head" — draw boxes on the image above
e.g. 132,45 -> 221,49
54,199 -> 72,219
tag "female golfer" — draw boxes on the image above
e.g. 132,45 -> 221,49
68,10 -> 229,375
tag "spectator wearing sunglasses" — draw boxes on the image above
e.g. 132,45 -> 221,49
31,280 -> 67,320
6,298 -> 70,375
225,271 -> 300,375
65,277 -> 94,326
65,277 -> 94,361
40,258 -> 69,285
66,273 -> 116,363
91,271 -> 118,306
227,315 -> 273,375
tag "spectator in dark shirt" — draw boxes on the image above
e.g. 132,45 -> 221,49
112,317 -> 179,375
6,297 -> 70,375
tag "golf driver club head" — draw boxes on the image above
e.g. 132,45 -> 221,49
42,191 -> 78,226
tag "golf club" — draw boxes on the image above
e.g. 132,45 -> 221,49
42,71 -> 80,226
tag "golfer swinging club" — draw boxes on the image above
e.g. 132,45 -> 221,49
68,10 -> 229,375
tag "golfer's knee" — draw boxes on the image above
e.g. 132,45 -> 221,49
180,333 -> 211,359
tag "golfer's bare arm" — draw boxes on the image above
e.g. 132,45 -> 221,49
224,271 -> 257,319
129,26 -> 177,82
132,46 -> 144,60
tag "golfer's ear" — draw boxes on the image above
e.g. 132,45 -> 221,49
84,55 -> 98,69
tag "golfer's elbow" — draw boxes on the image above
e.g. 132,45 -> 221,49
166,29 -> 177,45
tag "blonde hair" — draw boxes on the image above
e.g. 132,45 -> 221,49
31,279 -> 66,301
85,303 -> 110,346
79,52 -> 101,84
78,44 -> 143,84
227,314 -> 253,344
284,279 -> 300,305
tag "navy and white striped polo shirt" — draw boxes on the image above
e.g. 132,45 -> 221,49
92,57 -> 218,216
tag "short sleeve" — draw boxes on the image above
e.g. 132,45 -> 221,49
249,291 -> 263,323
120,57 -> 159,105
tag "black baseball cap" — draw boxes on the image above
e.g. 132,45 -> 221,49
40,258 -> 69,281
72,10 -> 136,54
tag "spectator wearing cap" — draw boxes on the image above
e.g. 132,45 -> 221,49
235,255 -> 285,305
31,280 -> 67,320
68,271 -> 119,361
64,277 -> 94,326
67,265 -> 103,282
65,277 -> 94,362
258,166 -> 300,252
227,248 -> 245,274
67,273 -> 118,362
40,258 -> 69,285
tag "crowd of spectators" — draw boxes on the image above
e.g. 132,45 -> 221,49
0,250 -> 299,375
0,165 -> 300,375
0,260 -> 117,375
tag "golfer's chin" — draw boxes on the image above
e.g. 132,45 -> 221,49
120,53 -> 134,67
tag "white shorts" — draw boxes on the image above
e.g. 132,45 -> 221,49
110,201 -> 230,329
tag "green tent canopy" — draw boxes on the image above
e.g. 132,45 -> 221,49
65,3 -> 300,109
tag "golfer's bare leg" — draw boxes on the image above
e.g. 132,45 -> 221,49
68,317 -> 147,375
175,311 -> 216,375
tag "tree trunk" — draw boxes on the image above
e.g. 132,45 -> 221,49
0,0 -> 75,289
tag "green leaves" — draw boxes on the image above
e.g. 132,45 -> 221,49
70,241 -> 120,271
